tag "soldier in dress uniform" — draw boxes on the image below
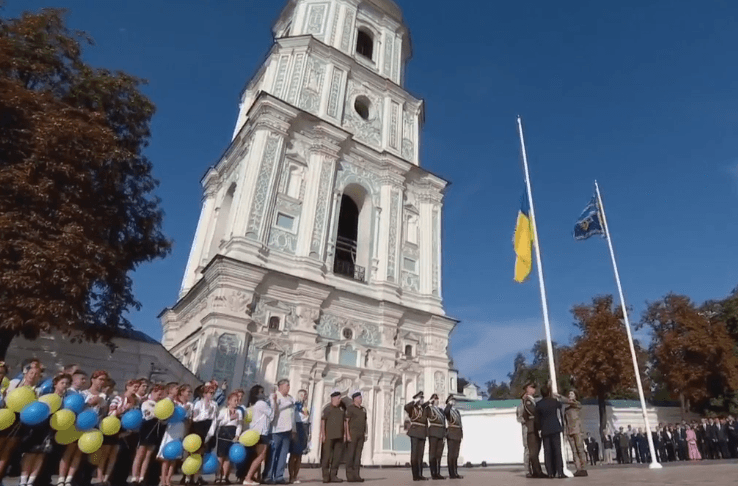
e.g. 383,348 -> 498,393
521,382 -> 545,478
405,391 -> 430,481
343,391 -> 368,483
557,389 -> 588,477
426,393 -> 446,480
444,395 -> 464,480
320,390 -> 346,483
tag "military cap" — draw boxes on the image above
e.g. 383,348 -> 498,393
351,391 -> 362,399
446,395 -> 456,404
413,391 -> 424,400
330,390 -> 341,398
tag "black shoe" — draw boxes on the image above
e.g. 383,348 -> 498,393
417,476 -> 429,481
329,478 -> 343,484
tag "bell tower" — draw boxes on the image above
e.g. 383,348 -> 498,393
162,0 -> 458,465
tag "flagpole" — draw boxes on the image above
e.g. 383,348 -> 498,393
594,180 -> 662,470
517,116 -> 573,477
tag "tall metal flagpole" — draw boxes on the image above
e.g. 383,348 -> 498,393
594,180 -> 662,470
517,116 -> 573,477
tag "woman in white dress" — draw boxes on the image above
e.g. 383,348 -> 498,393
241,385 -> 273,486
159,385 -> 192,486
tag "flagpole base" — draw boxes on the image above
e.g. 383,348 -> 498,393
648,461 -> 663,470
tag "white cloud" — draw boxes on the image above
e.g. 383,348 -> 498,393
450,318 -> 548,385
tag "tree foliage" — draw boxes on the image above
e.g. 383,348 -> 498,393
0,8 -> 170,358
560,295 -> 647,438
640,293 -> 738,414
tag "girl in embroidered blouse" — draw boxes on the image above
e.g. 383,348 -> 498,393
0,365 -> 41,486
160,385 -> 192,486
241,385 -> 273,486
97,379 -> 138,486
216,392 -> 244,484
187,384 -> 218,486
130,384 -> 167,486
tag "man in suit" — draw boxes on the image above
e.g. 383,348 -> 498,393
443,396 -> 464,479
677,422 -> 688,461
521,382 -> 545,478
613,430 -> 622,464
708,418 -> 720,459
718,418 -> 730,459
727,416 -> 738,458
584,433 -> 598,466
405,391 -> 430,481
618,427 -> 630,464
651,427 -> 661,463
534,383 -> 565,478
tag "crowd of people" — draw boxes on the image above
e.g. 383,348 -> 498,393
0,359 -> 318,486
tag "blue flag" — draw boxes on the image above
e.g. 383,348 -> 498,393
574,196 -> 605,240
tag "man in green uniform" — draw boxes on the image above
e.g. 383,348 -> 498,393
321,390 -> 346,483
426,393 -> 446,480
558,389 -> 588,477
343,391 -> 368,483
521,382 -> 545,478
405,391 -> 429,481
443,395 -> 464,480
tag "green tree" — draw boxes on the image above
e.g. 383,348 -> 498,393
485,380 -> 513,399
560,295 -> 647,441
641,293 -> 738,415
0,8 -> 170,359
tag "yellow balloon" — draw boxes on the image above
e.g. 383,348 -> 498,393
244,408 -> 253,424
154,398 -> 174,420
51,409 -> 76,431
239,430 -> 259,447
100,416 -> 121,436
183,433 -> 202,453
0,408 -> 15,431
55,427 -> 82,445
39,393 -> 63,413
181,454 -> 202,475
78,430 -> 104,454
6,386 -> 36,413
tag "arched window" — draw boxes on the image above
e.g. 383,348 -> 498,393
405,345 -> 413,358
356,29 -> 374,59
268,316 -> 280,332
209,183 -> 236,257
286,166 -> 302,199
333,185 -> 371,282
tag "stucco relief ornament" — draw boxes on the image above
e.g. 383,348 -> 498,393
334,378 -> 354,394
434,371 -> 446,395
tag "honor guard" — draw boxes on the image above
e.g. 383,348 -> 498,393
444,395 -> 464,479
321,390 -> 346,483
405,391 -> 430,481
426,393 -> 446,480
343,391 -> 368,482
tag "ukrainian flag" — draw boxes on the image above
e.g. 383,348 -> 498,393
513,192 -> 533,283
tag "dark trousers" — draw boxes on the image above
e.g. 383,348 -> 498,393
447,439 -> 461,477
345,438 -> 365,480
527,432 -> 543,476
410,437 -> 426,479
719,440 -> 729,459
542,434 -> 563,478
428,436 -> 445,477
321,438 -> 344,480
619,445 -> 629,463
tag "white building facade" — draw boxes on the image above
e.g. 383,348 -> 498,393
160,0 -> 458,465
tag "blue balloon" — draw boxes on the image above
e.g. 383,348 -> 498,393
121,409 -> 143,431
162,440 -> 183,460
76,409 -> 99,431
169,405 -> 187,424
229,443 -> 247,464
38,378 -> 54,395
20,401 -> 51,426
63,394 -> 85,414
201,452 -> 219,474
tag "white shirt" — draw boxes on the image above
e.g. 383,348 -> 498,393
108,394 -> 136,417
217,407 -> 243,437
81,389 -> 108,416
193,399 -> 219,441
141,399 -> 157,420
270,393 -> 296,434
249,400 -> 274,436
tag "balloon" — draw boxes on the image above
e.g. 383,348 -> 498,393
169,405 -> 187,424
154,398 -> 174,420
55,427 -> 82,445
51,409 -> 76,431
183,433 -> 202,453
243,407 -> 253,424
0,408 -> 15,431
181,454 -> 202,475
201,453 -> 219,474
39,393 -> 62,413
239,430 -> 259,447
228,443 -> 247,464
162,440 -> 183,460
100,416 -> 121,436
38,378 -> 54,395
5,386 -> 36,413
78,430 -> 103,454
20,401 -> 51,426
76,409 -> 99,431
63,393 -> 86,414
121,409 -> 143,431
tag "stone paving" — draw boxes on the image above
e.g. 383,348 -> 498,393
3,461 -> 737,486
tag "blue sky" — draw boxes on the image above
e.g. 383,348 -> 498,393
7,0 -> 738,388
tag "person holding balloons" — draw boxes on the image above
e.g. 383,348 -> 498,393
68,370 -> 89,395
129,384 -> 166,486
215,392 -> 244,484
0,363 -> 41,485
241,385 -> 273,486
159,384 -> 192,486
186,384 -> 219,486
19,373 -> 71,486
96,379 -> 139,486
0,361 -> 9,405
